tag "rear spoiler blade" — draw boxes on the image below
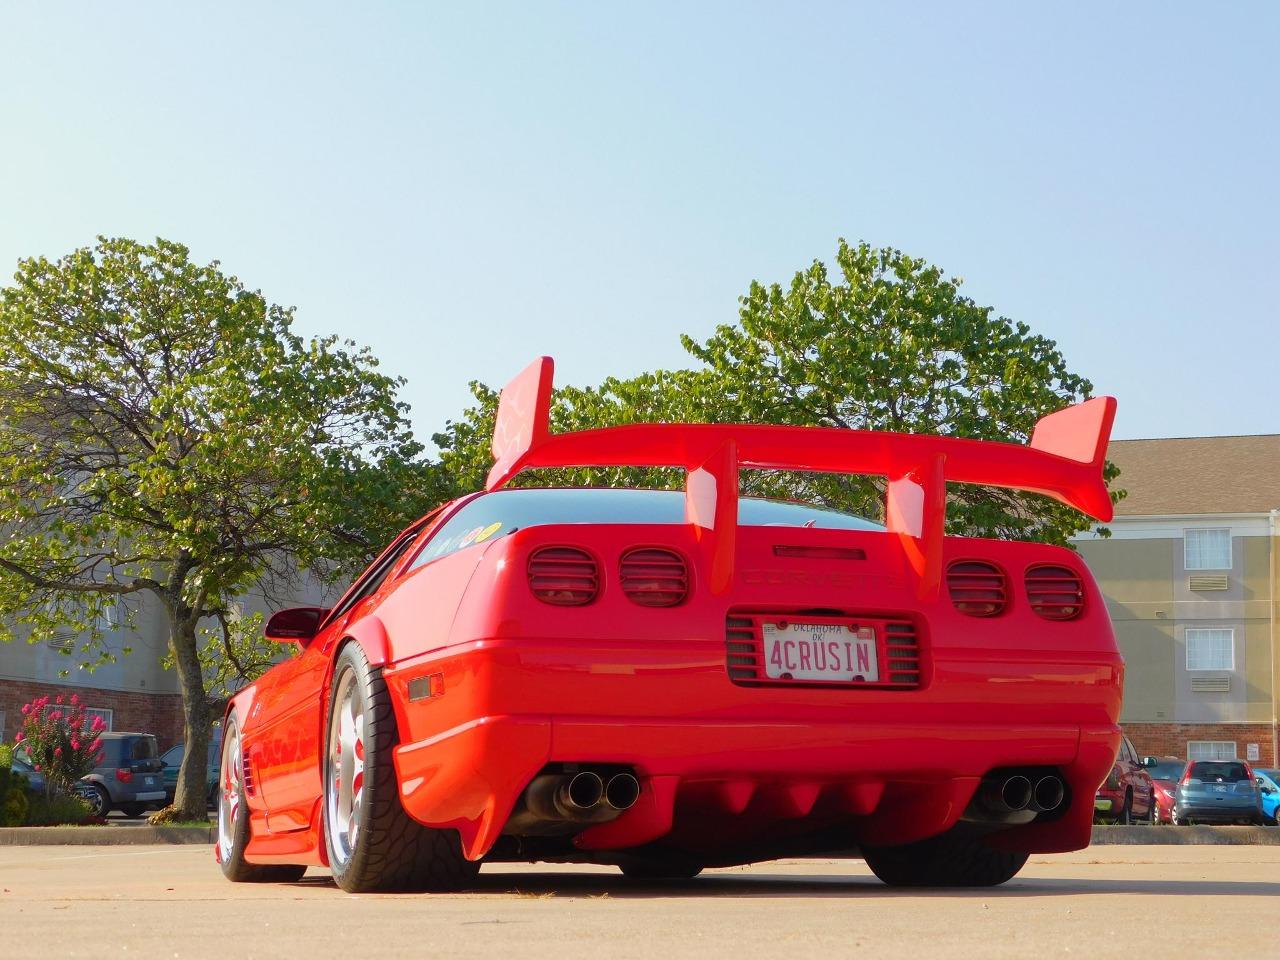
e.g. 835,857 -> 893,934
487,357 -> 1116,594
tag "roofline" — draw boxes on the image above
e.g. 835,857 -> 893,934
1112,433 -> 1280,442
1110,512 -> 1276,521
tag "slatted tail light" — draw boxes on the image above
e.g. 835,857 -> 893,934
1025,564 -> 1085,620
527,546 -> 600,606
946,560 -> 1007,617
620,547 -> 689,607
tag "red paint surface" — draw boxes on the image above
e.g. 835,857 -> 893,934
224,356 -> 1123,870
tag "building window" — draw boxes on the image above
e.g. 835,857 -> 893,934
1185,628 -> 1234,671
1187,741 -> 1237,761
1184,528 -> 1231,570
96,600 -> 120,631
84,707 -> 113,731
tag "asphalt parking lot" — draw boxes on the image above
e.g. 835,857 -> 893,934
1,846 -> 1277,959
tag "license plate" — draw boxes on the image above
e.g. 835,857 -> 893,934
762,621 -> 879,682
145,777 -> 155,785
1211,785 -> 1227,793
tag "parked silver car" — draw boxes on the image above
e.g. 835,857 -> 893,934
76,732 -> 166,818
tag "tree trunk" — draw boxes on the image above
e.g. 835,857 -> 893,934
157,608 -> 212,822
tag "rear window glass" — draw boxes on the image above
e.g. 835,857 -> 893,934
410,488 -> 882,569
1188,762 -> 1249,782
100,737 -> 158,763
1147,760 -> 1187,782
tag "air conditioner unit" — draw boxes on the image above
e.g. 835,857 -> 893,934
1190,675 -> 1231,693
1188,575 -> 1229,592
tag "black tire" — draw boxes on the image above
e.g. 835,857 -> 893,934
1118,791 -> 1133,825
862,828 -> 1030,887
207,782 -> 219,809
120,802 -> 147,819
217,713 -> 306,884
83,783 -> 111,818
323,643 -> 479,894
618,856 -> 704,881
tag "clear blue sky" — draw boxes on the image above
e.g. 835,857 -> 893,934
1,3 -> 1275,442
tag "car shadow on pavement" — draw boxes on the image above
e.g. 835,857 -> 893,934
285,872 -> 1280,900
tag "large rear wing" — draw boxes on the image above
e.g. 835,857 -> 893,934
487,357 -> 1116,595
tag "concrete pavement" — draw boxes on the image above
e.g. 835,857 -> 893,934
1,846 -> 1277,959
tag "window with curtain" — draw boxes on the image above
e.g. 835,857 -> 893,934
1184,528 -> 1231,570
1187,741 -> 1237,761
1185,628 -> 1234,671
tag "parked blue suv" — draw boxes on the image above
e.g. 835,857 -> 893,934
1172,760 -> 1266,826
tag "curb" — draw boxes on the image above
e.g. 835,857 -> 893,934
0,825 -> 213,846
1091,824 -> 1280,845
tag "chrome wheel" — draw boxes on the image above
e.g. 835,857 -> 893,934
217,724 -> 242,863
325,667 -> 366,869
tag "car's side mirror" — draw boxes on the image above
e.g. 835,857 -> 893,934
264,607 -> 331,645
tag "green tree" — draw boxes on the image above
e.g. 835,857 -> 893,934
436,240 -> 1120,542
0,237 -> 438,820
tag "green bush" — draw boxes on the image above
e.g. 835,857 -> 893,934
0,744 -> 31,827
25,792 -> 96,827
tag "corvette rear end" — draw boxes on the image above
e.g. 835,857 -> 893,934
216,355 -> 1123,890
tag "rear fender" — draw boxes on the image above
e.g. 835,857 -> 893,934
340,616 -> 393,668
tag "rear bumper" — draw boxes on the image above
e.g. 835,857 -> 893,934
1175,801 -> 1263,823
392,712 -> 1119,861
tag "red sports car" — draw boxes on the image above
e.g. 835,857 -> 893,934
216,357 -> 1123,891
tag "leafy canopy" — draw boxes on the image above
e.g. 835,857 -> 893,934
435,240 -> 1120,543
0,236 -> 437,685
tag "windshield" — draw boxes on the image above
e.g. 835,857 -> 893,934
1147,760 -> 1187,782
412,488 -> 882,569
1187,762 -> 1250,783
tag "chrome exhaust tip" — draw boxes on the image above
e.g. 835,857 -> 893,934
604,773 -> 641,811
1000,775 -> 1033,812
564,771 -> 605,811
1033,775 -> 1065,812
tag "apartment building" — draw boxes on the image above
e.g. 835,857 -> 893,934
1075,434 -> 1280,766
0,597 -> 184,748
1,581 -> 330,750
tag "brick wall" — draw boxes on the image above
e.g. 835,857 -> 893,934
0,678 -> 185,750
1123,722 -> 1277,767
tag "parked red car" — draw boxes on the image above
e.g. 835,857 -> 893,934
1093,735 -> 1156,823
1141,756 -> 1186,824
216,357 -> 1122,892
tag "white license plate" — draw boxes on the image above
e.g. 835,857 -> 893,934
762,622 -> 879,682
144,777 -> 154,785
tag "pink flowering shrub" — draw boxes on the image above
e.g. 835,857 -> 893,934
14,694 -> 104,797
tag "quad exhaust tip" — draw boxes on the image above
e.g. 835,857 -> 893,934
520,769 -> 639,825
970,771 -> 1067,822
